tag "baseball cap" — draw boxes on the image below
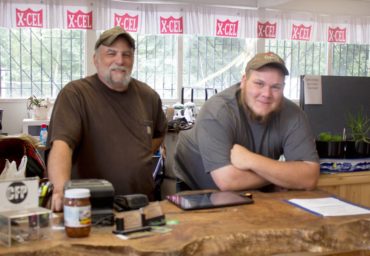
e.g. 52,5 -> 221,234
245,52 -> 289,76
95,26 -> 135,50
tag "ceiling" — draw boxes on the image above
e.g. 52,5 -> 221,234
146,0 -> 370,16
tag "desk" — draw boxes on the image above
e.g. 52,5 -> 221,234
318,170 -> 370,208
2,190 -> 370,255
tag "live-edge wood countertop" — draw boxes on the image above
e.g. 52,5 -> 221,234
2,190 -> 370,256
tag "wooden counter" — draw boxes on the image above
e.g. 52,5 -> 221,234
1,190 -> 370,256
318,170 -> 370,208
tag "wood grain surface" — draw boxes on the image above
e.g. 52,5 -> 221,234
1,190 -> 370,256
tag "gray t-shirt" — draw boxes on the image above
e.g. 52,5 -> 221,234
174,83 -> 319,189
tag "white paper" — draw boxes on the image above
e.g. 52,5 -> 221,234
303,75 -> 322,104
288,197 -> 370,216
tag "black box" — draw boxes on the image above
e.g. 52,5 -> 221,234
64,179 -> 115,225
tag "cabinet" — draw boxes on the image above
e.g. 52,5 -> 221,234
317,171 -> 370,208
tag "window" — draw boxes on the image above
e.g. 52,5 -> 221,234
266,40 -> 327,100
266,40 -> 370,100
132,34 -> 254,102
182,35 -> 255,101
1,27 -> 369,102
0,28 -> 85,98
331,44 -> 370,76
133,34 -> 178,100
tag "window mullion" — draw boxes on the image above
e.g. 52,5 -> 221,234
177,35 -> 183,102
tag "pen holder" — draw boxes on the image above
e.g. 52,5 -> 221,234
38,179 -> 53,208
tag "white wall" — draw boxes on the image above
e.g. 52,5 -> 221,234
0,100 -> 29,135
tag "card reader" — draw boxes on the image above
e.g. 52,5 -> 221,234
64,179 -> 115,225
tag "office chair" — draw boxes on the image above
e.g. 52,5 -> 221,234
0,135 -> 46,178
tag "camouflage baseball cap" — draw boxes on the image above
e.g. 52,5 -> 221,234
245,52 -> 289,76
95,26 -> 135,50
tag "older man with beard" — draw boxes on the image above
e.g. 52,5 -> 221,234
174,52 -> 319,192
47,27 -> 167,212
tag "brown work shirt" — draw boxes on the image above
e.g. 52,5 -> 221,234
47,74 -> 167,197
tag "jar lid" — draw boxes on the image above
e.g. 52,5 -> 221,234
64,188 -> 90,198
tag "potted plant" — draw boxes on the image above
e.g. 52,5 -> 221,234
346,109 -> 370,158
27,95 -> 51,120
316,132 -> 345,158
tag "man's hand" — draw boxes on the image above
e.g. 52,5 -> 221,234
51,191 -> 64,212
230,144 -> 251,170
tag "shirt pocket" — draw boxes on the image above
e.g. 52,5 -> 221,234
142,120 -> 153,144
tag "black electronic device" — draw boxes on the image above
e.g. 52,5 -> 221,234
166,191 -> 254,210
64,179 -> 115,225
114,194 -> 149,212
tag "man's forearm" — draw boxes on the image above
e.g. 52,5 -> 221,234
47,140 -> 73,211
211,165 -> 270,191
231,144 -> 320,190
47,141 -> 72,191
246,153 -> 320,190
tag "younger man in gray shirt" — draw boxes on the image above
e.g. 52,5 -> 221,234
174,52 -> 319,191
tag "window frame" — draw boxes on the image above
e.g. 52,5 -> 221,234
1,29 -> 369,104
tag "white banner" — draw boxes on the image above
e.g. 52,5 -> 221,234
64,5 -> 93,30
12,4 -> 45,28
1,0 -> 370,44
112,9 -> 141,33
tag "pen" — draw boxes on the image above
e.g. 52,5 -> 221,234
112,226 -> 152,235
41,184 -> 48,197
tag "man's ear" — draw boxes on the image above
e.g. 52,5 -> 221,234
93,53 -> 97,65
241,74 -> 247,88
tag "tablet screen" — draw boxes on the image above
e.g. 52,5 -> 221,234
166,191 -> 253,210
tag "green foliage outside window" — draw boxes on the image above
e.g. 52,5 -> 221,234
0,28 -> 85,98
0,27 -> 369,101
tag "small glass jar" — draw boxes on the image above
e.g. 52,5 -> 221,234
63,188 -> 91,238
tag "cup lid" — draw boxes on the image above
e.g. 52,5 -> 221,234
64,188 -> 90,198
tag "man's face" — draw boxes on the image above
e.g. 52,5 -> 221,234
94,38 -> 134,92
241,66 -> 285,122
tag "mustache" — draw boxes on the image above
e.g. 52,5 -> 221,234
109,65 -> 129,72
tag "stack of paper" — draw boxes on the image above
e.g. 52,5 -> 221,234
287,197 -> 370,217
